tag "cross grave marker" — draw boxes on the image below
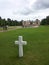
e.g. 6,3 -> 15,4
15,36 -> 27,57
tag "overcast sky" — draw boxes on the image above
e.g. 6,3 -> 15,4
0,0 -> 49,21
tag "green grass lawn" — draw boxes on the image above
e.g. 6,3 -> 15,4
0,26 -> 49,65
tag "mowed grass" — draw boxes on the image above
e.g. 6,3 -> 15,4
0,26 -> 49,65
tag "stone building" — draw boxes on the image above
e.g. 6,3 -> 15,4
33,19 -> 40,26
22,19 -> 40,28
22,20 -> 30,27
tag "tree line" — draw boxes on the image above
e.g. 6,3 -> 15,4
0,17 -> 22,27
0,16 -> 49,27
41,16 -> 49,25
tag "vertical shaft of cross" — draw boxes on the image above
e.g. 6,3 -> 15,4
19,44 -> 23,57
19,36 -> 23,57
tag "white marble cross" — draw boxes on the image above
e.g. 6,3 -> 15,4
15,36 -> 27,57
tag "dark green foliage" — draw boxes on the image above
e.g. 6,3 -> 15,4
41,16 -> 49,25
46,16 -> 49,25
0,16 -> 22,27
41,19 -> 47,25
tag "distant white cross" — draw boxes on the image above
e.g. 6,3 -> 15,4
15,36 -> 27,57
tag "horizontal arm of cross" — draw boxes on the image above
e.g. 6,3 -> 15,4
22,41 -> 27,45
15,41 -> 19,44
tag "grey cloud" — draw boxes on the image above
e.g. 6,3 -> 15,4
16,0 -> 49,15
13,8 -> 32,15
20,8 -> 33,15
13,0 -> 49,15
18,0 -> 49,15
33,0 -> 49,10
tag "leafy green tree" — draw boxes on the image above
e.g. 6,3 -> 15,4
2,19 -> 7,26
0,17 -> 2,26
7,18 -> 12,26
41,16 -> 49,25
41,19 -> 47,25
46,16 -> 49,25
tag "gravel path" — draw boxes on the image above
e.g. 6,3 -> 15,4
0,26 -> 22,32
